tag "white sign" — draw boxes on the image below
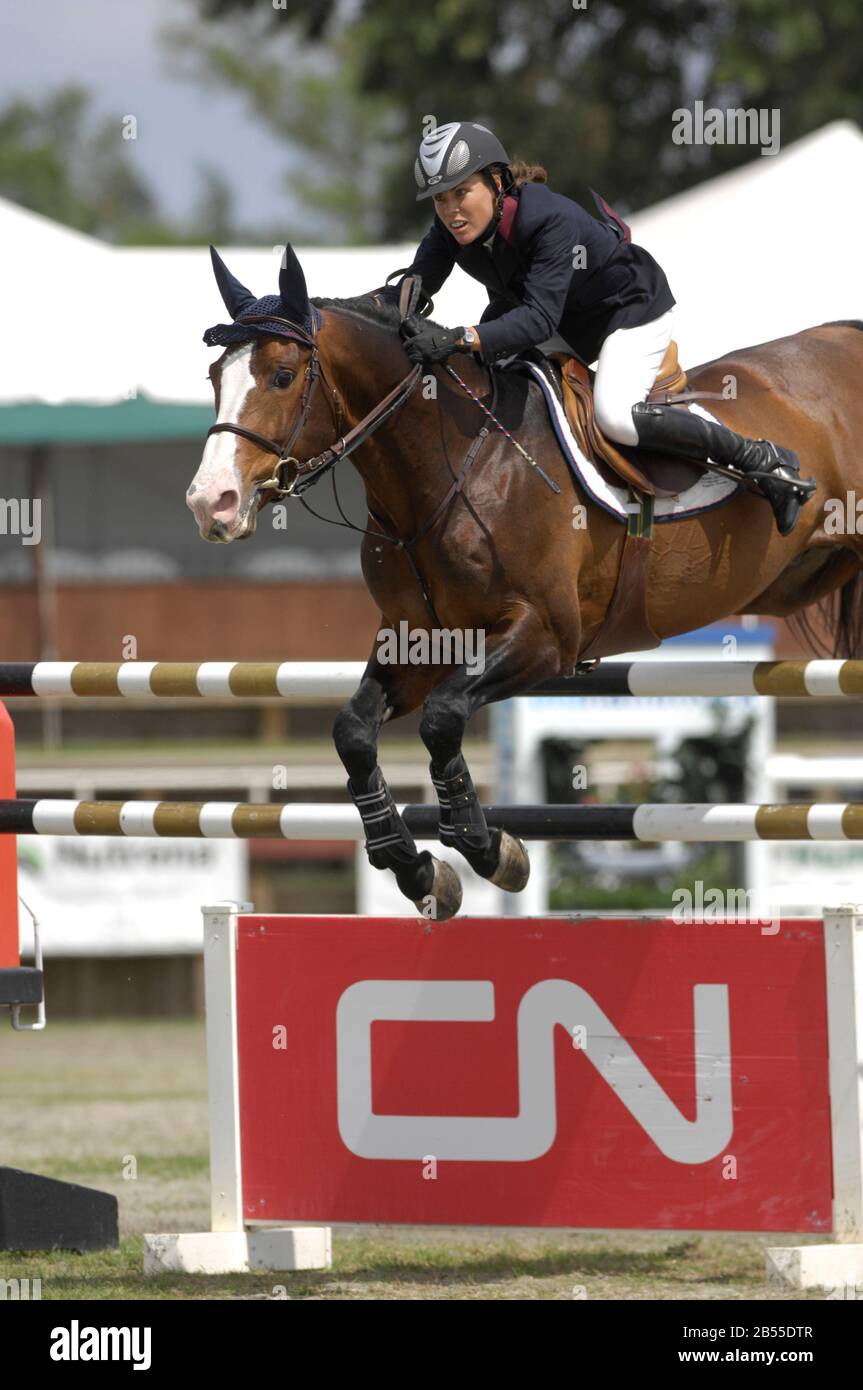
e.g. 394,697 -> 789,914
16,835 -> 247,957
763,840 -> 863,915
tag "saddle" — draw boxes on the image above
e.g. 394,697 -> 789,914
557,341 -> 703,497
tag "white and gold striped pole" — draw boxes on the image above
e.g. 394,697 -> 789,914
4,800 -> 863,841
2,660 -> 863,699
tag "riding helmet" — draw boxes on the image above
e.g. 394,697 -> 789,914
414,121 -> 512,201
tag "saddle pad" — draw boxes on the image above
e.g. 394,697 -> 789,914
500,359 -> 741,524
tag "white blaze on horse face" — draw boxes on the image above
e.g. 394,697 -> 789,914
187,343 -> 257,536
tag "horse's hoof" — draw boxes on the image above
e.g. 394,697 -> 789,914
489,832 -> 531,892
414,857 -> 463,920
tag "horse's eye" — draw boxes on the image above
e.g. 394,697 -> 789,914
273,369 -> 295,388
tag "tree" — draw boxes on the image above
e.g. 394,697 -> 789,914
0,86 -> 168,241
173,0 -> 863,241
161,9 -> 395,244
0,84 -> 248,245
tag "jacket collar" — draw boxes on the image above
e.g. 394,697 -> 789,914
466,223 -> 520,280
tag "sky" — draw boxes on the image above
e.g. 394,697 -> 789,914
0,0 -> 305,233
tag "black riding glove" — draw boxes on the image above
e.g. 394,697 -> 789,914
400,321 -> 469,365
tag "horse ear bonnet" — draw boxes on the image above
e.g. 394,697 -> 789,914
203,245 -> 321,347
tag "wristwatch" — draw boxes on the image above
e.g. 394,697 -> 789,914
462,327 -> 478,348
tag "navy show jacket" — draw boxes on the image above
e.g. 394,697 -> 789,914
404,180 -> 675,365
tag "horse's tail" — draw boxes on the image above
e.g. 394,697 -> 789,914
786,567 -> 863,657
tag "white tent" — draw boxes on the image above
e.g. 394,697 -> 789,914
0,194 -> 489,408
114,245 -> 490,405
0,195 -> 107,265
0,198 -> 137,405
628,119 -> 863,367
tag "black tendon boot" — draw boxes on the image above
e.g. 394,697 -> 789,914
631,401 -> 816,536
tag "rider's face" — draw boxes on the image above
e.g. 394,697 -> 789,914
433,173 -> 498,244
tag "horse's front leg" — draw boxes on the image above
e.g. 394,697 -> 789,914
332,657 -> 463,919
418,609 -> 562,892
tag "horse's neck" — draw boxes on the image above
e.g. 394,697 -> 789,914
326,315 -> 447,536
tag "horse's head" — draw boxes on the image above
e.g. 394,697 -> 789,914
187,244 -> 340,542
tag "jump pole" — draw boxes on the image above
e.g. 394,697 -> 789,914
7,799 -> 863,841
3,659 -> 863,699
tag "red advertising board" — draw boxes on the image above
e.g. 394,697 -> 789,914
0,703 -> 18,969
236,915 -> 832,1232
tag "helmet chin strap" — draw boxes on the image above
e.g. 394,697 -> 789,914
477,172 -> 507,243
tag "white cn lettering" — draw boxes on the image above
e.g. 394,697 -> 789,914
336,980 -> 731,1163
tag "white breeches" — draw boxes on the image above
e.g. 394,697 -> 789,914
592,310 -> 675,446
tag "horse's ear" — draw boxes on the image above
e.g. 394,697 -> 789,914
210,246 -> 256,319
279,244 -> 311,324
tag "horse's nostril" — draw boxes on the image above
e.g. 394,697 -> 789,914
211,490 -> 240,521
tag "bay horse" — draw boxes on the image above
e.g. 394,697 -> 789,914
187,244 -> 863,919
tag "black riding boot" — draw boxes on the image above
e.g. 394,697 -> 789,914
631,401 -> 816,536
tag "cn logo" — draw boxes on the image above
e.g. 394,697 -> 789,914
336,980 -> 732,1164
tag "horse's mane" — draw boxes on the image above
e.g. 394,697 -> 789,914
822,319 -> 863,333
311,294 -> 444,333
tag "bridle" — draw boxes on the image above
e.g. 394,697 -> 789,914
201,279 -> 555,625
205,311 -> 423,499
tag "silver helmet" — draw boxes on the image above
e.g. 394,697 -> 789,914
414,121 -> 512,201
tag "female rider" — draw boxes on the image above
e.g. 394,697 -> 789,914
392,121 -> 813,536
